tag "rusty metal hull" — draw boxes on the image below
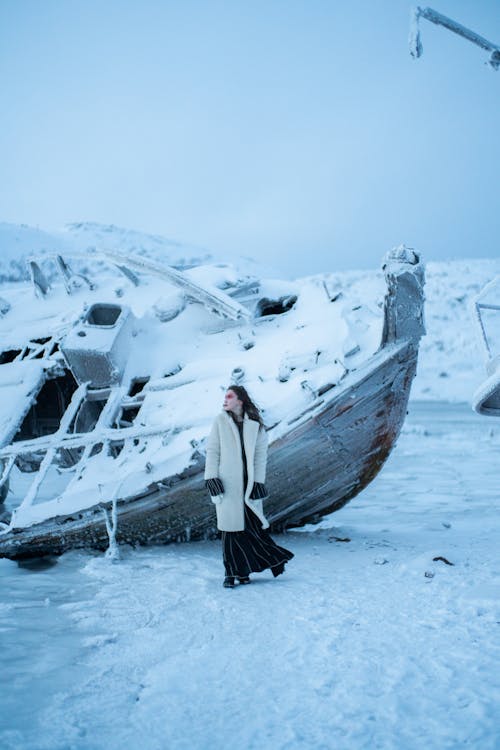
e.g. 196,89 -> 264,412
0,340 -> 417,560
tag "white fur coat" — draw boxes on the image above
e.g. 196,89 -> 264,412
204,411 -> 269,532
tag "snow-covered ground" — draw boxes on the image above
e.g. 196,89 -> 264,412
1,402 -> 499,750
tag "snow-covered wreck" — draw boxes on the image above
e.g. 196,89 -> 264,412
0,246 -> 425,560
472,277 -> 500,417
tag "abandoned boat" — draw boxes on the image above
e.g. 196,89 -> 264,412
472,276 -> 500,417
0,245 -> 425,560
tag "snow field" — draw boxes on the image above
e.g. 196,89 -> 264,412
0,403 -> 498,750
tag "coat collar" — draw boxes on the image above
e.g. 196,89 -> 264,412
222,411 -> 258,448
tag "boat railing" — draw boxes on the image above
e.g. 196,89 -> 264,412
27,249 -> 251,321
0,378 -> 172,515
473,277 -> 500,375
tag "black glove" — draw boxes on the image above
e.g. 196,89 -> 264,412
249,482 -> 268,499
205,478 -> 224,496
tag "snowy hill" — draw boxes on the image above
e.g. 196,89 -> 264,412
0,222 -> 212,282
0,222 -> 279,282
1,221 -> 498,403
409,258 -> 500,402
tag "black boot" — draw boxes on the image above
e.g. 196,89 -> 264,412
223,576 -> 235,588
237,576 -> 251,585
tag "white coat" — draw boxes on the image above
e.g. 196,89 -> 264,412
204,411 -> 269,532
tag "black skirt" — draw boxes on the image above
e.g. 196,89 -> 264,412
222,503 -> 294,578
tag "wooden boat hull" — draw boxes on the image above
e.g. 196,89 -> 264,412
0,341 -> 416,560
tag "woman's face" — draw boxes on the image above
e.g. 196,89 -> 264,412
223,389 -> 243,413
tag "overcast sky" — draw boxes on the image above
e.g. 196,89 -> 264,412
1,0 -> 499,276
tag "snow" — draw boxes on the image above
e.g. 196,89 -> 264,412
1,402 -> 498,749
411,258 -> 500,401
0,361 -> 46,444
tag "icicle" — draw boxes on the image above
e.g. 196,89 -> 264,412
409,7 -> 423,59
100,486 -> 120,561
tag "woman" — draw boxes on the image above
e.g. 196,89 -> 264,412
204,385 -> 294,588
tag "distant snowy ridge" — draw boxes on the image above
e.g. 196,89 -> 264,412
0,221 -> 213,282
0,221 -> 280,282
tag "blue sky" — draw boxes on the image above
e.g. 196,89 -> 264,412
1,0 -> 499,276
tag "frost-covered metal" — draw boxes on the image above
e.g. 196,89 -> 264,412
61,303 -> 136,388
409,6 -> 500,70
471,277 -> 500,416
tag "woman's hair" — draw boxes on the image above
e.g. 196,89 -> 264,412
226,384 -> 264,426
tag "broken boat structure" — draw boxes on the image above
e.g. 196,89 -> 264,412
472,276 -> 500,417
0,245 -> 425,560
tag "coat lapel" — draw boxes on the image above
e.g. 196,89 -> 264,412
223,411 -> 241,448
223,412 -> 258,457
242,414 -> 258,458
